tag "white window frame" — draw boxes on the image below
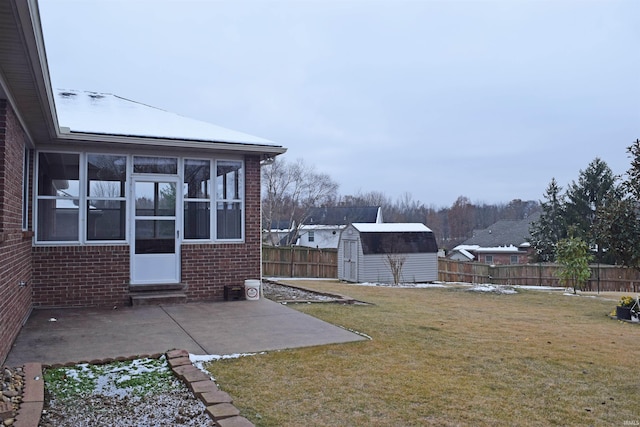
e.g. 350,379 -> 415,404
35,150 -> 83,245
182,157 -> 213,242
214,158 -> 245,242
86,153 -> 128,243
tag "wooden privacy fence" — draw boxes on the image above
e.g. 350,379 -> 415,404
438,259 -> 640,292
262,248 -> 640,291
262,246 -> 337,278
437,259 -> 490,284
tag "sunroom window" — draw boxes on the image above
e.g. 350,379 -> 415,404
216,160 -> 243,240
87,154 -> 127,240
183,159 -> 211,240
36,152 -> 80,241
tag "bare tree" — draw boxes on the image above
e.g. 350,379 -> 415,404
261,157 -> 338,245
379,233 -> 409,285
385,252 -> 407,285
448,196 -> 475,242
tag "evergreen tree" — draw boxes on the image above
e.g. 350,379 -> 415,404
564,158 -> 619,261
598,139 -> 640,270
529,178 -> 567,262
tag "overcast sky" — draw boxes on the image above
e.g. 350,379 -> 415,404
39,0 -> 639,208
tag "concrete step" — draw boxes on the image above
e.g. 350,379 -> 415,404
129,283 -> 185,292
130,291 -> 187,306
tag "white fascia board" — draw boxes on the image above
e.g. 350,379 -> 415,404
53,131 -> 287,156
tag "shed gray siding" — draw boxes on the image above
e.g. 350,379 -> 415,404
358,253 -> 437,283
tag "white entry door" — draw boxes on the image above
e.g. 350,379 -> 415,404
131,177 -> 181,284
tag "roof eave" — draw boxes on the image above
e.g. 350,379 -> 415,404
1,0 -> 59,146
51,131 -> 287,157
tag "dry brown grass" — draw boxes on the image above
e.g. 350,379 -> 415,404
205,281 -> 640,426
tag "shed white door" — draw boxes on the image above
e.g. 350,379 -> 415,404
343,240 -> 358,282
131,178 -> 181,284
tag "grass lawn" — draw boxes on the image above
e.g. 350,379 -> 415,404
205,281 -> 640,426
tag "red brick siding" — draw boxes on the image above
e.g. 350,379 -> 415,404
480,252 -> 527,265
32,245 -> 130,307
0,100 -> 33,364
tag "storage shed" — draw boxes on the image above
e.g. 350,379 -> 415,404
338,223 -> 438,283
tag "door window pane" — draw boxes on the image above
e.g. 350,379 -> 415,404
135,219 -> 175,254
135,182 -> 176,216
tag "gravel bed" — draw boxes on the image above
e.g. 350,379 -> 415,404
1,366 -> 24,426
39,383 -> 213,427
262,281 -> 337,302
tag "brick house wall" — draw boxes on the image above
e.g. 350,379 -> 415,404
0,100 -> 33,363
31,245 -> 130,307
479,252 -> 528,265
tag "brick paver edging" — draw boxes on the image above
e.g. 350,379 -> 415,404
12,362 -> 44,427
166,349 -> 254,427
12,351 -> 253,427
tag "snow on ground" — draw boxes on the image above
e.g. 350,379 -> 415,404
189,353 -> 263,379
466,284 -> 518,294
353,282 -> 447,288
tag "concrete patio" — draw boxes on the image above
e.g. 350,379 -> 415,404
5,298 -> 367,367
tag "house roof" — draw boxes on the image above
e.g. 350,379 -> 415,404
55,90 -> 278,146
454,248 -> 475,260
303,206 -> 380,226
265,219 -> 295,231
352,223 -> 432,233
461,212 -> 540,248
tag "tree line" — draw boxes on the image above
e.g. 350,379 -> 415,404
261,157 -> 540,250
530,139 -> 640,272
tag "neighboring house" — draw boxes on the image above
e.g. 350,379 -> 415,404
0,0 -> 285,364
448,212 -> 540,264
337,223 -> 439,283
297,206 -> 382,249
262,219 -> 296,246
